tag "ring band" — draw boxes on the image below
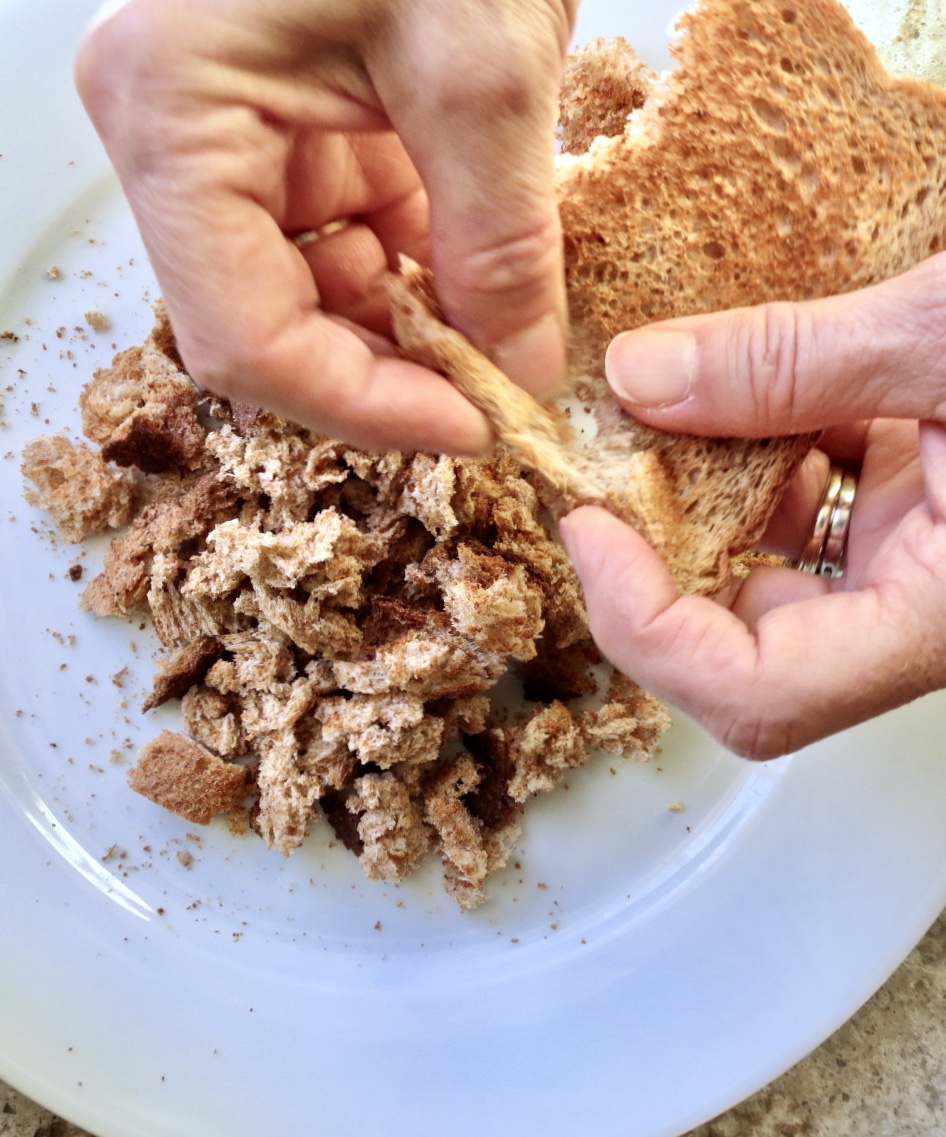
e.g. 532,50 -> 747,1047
790,464 -> 858,578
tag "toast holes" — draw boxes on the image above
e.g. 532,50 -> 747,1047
780,57 -> 795,73
916,186 -> 932,208
801,164 -> 821,194
781,8 -> 797,23
851,155 -> 868,177
702,240 -> 726,260
774,137 -> 801,165
750,96 -> 788,133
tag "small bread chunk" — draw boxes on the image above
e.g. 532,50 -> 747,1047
129,730 -> 249,824
558,36 -> 652,154
79,303 -> 205,474
348,772 -> 430,882
80,472 -> 239,619
143,636 -> 228,712
21,434 -> 137,542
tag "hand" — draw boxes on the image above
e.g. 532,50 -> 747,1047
76,0 -> 575,453
559,254 -> 946,759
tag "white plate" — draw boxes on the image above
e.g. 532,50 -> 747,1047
2,3 -> 945,1136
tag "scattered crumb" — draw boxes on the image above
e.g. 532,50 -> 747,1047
84,309 -> 112,333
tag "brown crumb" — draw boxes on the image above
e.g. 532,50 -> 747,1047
128,730 -> 249,825
85,310 -> 112,333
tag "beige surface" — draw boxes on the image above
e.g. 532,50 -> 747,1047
2,908 -> 946,1135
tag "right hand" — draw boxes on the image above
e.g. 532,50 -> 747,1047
561,255 -> 946,758
76,0 -> 576,453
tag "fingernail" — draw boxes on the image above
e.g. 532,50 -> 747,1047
492,312 -> 566,399
605,329 -> 696,408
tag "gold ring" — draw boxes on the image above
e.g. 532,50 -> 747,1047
790,464 -> 858,578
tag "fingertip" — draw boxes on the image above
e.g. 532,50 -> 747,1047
338,354 -> 497,455
604,328 -> 696,412
311,354 -> 497,455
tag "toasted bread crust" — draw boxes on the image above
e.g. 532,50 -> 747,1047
129,730 -> 249,825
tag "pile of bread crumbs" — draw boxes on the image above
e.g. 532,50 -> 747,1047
22,305 -> 669,909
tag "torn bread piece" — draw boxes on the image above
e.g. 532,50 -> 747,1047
394,0 -> 946,595
21,433 -> 138,542
129,730 -> 250,825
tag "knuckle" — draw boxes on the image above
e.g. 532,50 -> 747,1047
176,326 -> 268,401
409,3 -> 567,118
450,214 -> 562,303
714,710 -> 798,761
737,300 -> 806,427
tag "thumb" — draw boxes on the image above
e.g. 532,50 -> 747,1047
370,2 -> 574,400
604,253 -> 946,437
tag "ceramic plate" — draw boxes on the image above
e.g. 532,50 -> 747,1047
3,2 -> 945,1136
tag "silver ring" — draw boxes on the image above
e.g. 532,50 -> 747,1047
790,464 -> 858,578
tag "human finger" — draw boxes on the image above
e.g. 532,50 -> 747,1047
559,505 -> 945,759
142,181 -> 493,454
603,253 -> 946,436
295,222 -> 395,335
755,446 -> 830,558
367,1 -> 576,400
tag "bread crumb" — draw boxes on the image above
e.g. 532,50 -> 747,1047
85,309 -> 112,332
129,730 -> 249,826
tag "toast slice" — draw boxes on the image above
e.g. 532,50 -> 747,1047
393,0 -> 946,594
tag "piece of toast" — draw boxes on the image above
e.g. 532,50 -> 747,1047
393,0 -> 946,595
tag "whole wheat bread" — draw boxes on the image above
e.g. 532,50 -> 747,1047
392,0 -> 946,595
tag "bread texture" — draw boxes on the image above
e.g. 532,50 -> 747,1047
21,434 -> 138,542
26,306 -> 670,910
129,730 -> 250,825
394,0 -> 946,594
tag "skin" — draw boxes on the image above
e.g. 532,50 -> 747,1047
75,0 -> 577,453
560,254 -> 946,760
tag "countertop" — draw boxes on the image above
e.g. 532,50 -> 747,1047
4,906 -> 946,1137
